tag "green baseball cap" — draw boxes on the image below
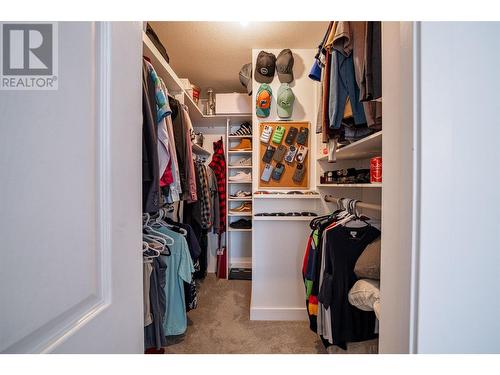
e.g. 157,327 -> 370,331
277,83 -> 295,119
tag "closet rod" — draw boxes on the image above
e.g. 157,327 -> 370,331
323,195 -> 381,211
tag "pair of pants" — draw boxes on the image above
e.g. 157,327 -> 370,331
329,50 -> 366,130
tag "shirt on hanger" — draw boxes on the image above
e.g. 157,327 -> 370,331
158,226 -> 195,336
322,224 -> 380,349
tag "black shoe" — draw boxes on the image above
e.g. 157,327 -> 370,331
229,218 -> 252,229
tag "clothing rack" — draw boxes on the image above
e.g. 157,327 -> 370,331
323,194 -> 381,211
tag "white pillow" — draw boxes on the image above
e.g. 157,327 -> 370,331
348,279 -> 380,320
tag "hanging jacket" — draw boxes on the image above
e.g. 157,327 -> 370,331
208,139 -> 226,233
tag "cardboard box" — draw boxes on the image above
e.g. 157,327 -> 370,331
215,93 -> 251,114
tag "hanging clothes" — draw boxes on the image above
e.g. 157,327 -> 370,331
208,139 -> 227,234
303,207 -> 381,350
197,161 -> 212,230
361,21 -> 382,101
142,60 -> 161,213
351,22 -> 382,129
143,255 -> 168,350
180,105 -> 198,203
207,166 -> 220,234
161,86 -> 182,202
169,97 -> 189,200
157,226 -> 194,336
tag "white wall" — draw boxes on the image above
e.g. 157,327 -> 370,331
414,22 -> 500,353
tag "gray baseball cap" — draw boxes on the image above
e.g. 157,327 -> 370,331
254,51 -> 276,83
276,49 -> 294,83
239,63 -> 252,95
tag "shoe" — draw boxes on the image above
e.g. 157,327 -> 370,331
229,171 -> 252,182
229,219 -> 252,229
231,157 -> 252,166
230,138 -> 252,151
230,202 -> 252,213
230,191 -> 252,198
230,122 -> 252,136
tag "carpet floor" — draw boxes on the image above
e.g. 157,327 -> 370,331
164,274 -> 327,354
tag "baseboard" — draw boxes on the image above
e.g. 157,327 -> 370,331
229,257 -> 252,269
250,306 -> 308,321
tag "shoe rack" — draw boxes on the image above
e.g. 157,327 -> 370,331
225,117 -> 254,278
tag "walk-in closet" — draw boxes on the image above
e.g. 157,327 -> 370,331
141,21 -> 387,354
3,17 -> 498,358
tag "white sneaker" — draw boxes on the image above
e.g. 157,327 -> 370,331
230,191 -> 252,198
231,157 -> 252,166
229,171 -> 252,182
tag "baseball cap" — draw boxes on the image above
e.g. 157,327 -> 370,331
239,63 -> 252,95
277,84 -> 295,119
276,49 -> 294,83
254,51 -> 276,83
256,84 -> 272,118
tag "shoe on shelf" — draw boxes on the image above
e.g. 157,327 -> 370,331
230,138 -> 252,151
230,202 -> 252,213
231,157 -> 252,166
229,219 -> 252,229
230,190 -> 252,198
230,122 -> 252,136
228,171 -> 252,182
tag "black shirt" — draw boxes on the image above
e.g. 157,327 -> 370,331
321,223 -> 380,349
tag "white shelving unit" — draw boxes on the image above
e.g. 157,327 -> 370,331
317,183 -> 382,188
317,131 -> 382,161
253,194 -> 321,199
228,166 -> 252,170
226,117 -> 254,278
253,216 -> 315,221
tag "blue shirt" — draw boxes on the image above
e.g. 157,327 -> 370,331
157,226 -> 194,336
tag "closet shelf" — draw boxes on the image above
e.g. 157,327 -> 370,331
253,216 -> 314,222
228,213 -> 253,217
317,131 -> 382,161
228,228 -> 252,232
228,135 -> 253,139
228,150 -> 252,154
143,33 -> 251,128
228,165 -> 252,169
228,181 -> 252,184
253,194 -> 321,199
317,183 -> 382,188
228,198 -> 253,201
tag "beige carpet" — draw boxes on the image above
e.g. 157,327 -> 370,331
164,274 -> 378,354
164,274 -> 326,354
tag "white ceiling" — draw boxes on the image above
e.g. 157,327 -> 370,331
148,21 -> 329,96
